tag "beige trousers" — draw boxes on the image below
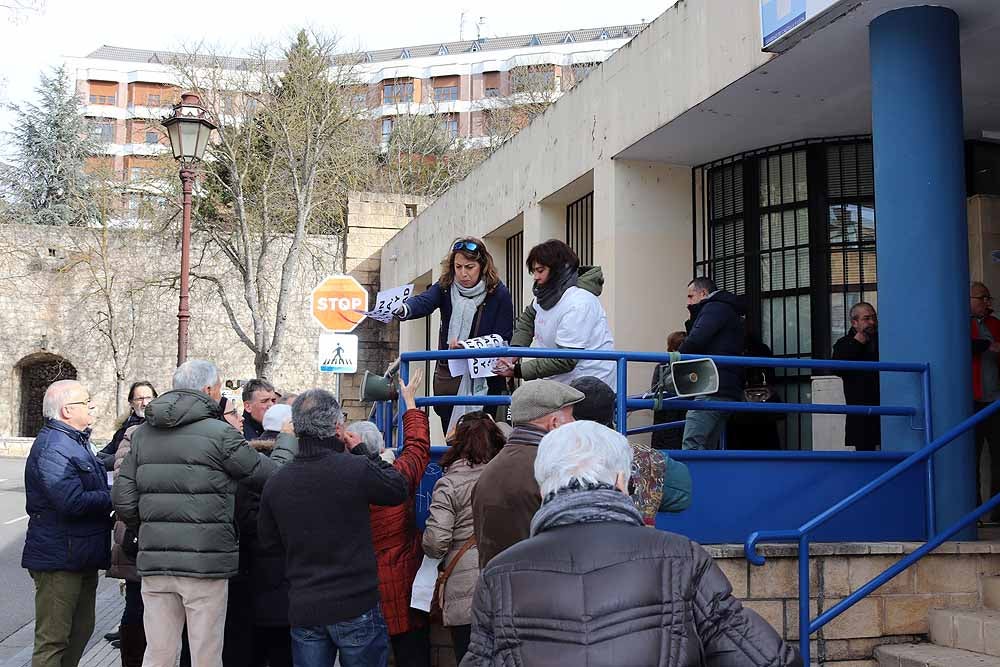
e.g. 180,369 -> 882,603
141,575 -> 228,667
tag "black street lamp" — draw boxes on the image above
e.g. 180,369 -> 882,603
162,93 -> 216,367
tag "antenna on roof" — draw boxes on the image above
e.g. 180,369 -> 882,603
476,17 -> 486,42
459,10 -> 466,41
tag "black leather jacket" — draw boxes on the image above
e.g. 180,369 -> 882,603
462,521 -> 802,667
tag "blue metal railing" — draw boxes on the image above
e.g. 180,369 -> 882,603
370,347 -> 945,664
744,398 -> 1000,666
385,347 -> 933,522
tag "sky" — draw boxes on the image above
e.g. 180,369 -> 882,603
0,0 -> 674,141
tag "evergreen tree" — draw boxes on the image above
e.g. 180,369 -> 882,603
3,65 -> 98,225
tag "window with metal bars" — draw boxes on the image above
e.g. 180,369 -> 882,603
506,232 -> 524,317
694,137 -> 876,450
566,192 -> 594,266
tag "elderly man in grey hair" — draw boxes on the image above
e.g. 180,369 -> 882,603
258,388 -> 410,667
113,359 -> 297,667
461,421 -> 802,667
23,379 -> 112,667
348,421 -> 395,464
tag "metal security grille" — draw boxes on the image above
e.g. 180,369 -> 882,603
826,142 -> 877,343
506,231 -> 524,317
566,192 -> 594,266
19,356 -> 78,437
694,136 -> 876,450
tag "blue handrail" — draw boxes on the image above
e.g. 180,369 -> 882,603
385,346 -> 937,665
392,346 -> 932,514
744,397 -> 1000,665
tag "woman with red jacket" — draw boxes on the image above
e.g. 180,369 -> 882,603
362,369 -> 432,667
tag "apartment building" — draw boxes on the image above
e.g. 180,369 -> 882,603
67,24 -> 645,185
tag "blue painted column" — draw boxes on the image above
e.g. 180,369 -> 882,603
870,6 -> 974,538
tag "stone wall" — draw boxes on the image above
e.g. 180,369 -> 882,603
0,192 -> 422,441
712,542 -> 999,666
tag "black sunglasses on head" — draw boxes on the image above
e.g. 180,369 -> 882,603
453,240 -> 481,255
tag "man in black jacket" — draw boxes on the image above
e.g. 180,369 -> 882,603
678,277 -> 746,449
258,389 -> 409,667
242,378 -> 277,441
832,302 -> 880,451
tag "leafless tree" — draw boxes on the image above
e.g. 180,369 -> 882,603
1,0 -> 44,23
172,30 -> 372,378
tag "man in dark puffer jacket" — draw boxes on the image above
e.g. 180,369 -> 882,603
461,421 -> 801,667
22,379 -> 113,667
679,276 -> 747,449
113,359 -> 296,667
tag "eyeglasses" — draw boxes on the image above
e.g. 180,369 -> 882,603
452,240 -> 481,255
972,295 -> 994,302
65,401 -> 97,413
131,396 -> 154,404
223,409 -> 239,418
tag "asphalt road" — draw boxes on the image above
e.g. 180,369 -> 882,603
0,457 -> 34,642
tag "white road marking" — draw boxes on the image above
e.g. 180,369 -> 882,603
3,515 -> 28,525
0,479 -> 8,482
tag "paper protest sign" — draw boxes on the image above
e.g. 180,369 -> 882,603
357,284 -> 414,323
447,334 -> 504,378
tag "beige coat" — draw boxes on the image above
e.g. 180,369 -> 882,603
422,459 -> 485,627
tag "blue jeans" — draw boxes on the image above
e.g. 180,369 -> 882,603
682,395 -> 732,450
290,606 -> 389,667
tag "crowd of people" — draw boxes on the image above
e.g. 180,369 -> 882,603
22,235 -> 1000,666
20,357 -> 801,666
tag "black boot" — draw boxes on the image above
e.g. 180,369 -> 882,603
119,624 -> 146,667
104,628 -> 121,642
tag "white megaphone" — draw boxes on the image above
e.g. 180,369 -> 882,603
670,358 -> 720,398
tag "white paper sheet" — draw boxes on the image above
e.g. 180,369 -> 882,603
410,555 -> 442,612
356,284 -> 414,323
447,334 -> 504,378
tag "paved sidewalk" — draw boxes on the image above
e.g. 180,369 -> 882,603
0,580 -> 124,667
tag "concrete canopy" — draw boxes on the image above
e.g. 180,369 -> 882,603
616,0 -> 1000,166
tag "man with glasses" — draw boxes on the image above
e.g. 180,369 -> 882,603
971,282 -> 1000,522
833,302 -> 880,451
22,380 -> 113,667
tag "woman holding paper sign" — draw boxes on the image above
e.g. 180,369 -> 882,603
393,237 -> 514,433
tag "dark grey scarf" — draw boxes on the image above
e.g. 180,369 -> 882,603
530,480 -> 644,537
533,263 -> 579,310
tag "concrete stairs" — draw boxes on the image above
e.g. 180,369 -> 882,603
875,575 -> 1000,666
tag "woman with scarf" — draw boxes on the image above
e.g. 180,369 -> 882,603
394,237 -> 514,433
98,381 -> 157,472
495,239 -> 616,389
461,421 -> 802,667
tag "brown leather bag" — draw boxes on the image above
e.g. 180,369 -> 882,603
430,536 -> 477,624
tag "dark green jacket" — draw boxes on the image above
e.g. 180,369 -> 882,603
511,266 -> 605,380
112,389 -> 297,579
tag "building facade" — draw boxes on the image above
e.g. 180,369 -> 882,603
66,24 -> 644,183
379,0 -> 1000,530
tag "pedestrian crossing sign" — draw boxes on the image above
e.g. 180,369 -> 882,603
318,333 -> 358,373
